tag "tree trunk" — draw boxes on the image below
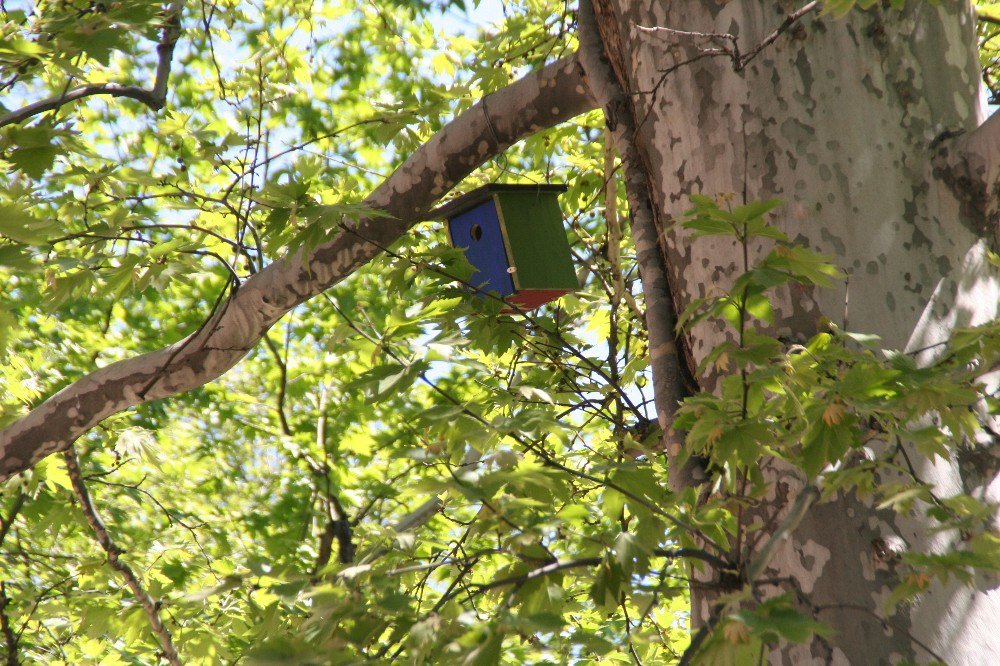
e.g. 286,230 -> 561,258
596,1 -> 1000,663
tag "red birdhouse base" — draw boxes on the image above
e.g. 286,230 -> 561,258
501,289 -> 572,313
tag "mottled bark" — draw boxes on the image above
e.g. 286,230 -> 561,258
0,56 -> 596,482
601,1 -> 1000,663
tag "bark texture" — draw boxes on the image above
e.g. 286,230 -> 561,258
0,56 -> 597,482
597,1 -> 1000,663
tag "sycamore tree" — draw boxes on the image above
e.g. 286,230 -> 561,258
1,0 -> 999,664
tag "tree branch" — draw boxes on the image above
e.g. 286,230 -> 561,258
735,1 -> 819,70
312,384 -> 355,571
0,493 -> 25,548
0,582 -> 17,666
63,447 -> 182,666
0,1 -> 185,129
932,109 -> 1000,243
578,0 -> 696,489
443,547 -> 716,603
0,55 -> 596,481
632,1 -> 820,74
261,333 -> 292,437
978,7 -> 1000,27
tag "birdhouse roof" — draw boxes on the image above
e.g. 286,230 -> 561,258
431,183 -> 568,220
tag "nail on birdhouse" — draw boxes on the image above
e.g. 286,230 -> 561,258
435,184 -> 577,311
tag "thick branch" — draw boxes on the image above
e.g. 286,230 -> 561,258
0,55 -> 596,482
0,1 -> 184,129
0,84 -> 164,128
63,447 -> 182,665
932,109 -> 1000,243
578,1 -> 694,489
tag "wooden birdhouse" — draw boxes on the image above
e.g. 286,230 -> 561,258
435,184 -> 577,311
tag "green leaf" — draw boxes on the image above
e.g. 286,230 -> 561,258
0,38 -> 47,57
876,486 -> 928,511
590,557 -> 625,611
731,595 -> 831,644
0,207 -> 53,244
682,216 -> 735,237
613,531 -> 651,576
464,629 -> 503,666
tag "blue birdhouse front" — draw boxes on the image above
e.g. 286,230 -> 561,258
435,184 -> 577,310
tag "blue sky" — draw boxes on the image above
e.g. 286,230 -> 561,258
441,0 -> 507,33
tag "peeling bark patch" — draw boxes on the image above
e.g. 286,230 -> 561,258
793,539 -> 831,595
778,117 -> 816,155
932,146 -> 993,240
820,227 -> 845,257
956,445 -> 1000,494
792,490 -> 915,664
860,74 -> 883,99
792,48 -> 815,114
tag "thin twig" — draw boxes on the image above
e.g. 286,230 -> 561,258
634,1 -> 820,72
737,1 -> 819,70
261,334 -> 292,436
977,8 -> 1000,27
677,602 -> 723,666
63,447 -> 182,666
439,548 -> 721,606
312,383 -> 355,571
814,602 -> 946,663
137,275 -> 236,400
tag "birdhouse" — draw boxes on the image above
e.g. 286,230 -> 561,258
435,184 -> 577,311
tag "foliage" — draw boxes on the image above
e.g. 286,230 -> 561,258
979,1 -> 1000,103
0,1 -> 998,665
670,196 -> 1000,664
